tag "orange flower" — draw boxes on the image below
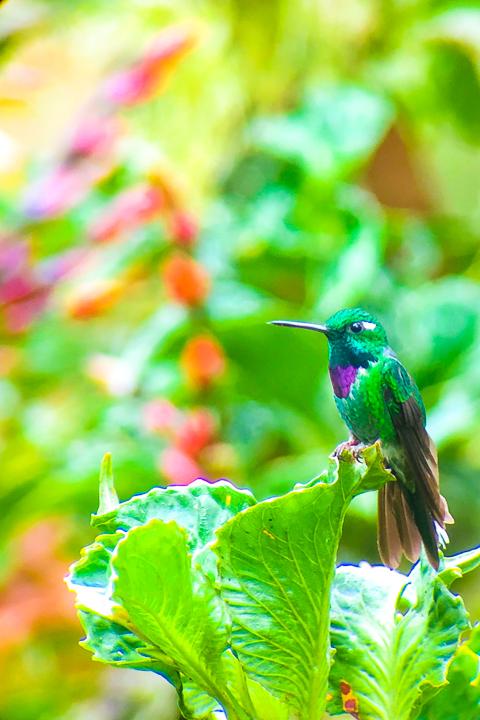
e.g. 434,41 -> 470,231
162,253 -> 210,306
181,335 -> 226,388
159,446 -> 202,485
174,407 -> 216,457
66,278 -> 123,319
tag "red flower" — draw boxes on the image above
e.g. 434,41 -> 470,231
181,335 -> 226,388
3,288 -> 50,334
169,209 -> 198,246
162,253 -> 210,306
0,238 -> 51,333
89,185 -> 165,243
174,408 -> 216,457
159,446 -> 202,485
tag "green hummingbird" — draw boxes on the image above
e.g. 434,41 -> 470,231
270,307 -> 453,569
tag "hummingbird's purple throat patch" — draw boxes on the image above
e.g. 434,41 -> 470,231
329,365 -> 358,399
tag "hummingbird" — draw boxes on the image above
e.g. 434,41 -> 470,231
269,307 -> 453,569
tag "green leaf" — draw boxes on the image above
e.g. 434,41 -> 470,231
442,543 -> 480,576
427,8 -> 480,145
112,520 -> 241,717
179,679 -> 222,720
429,42 -> 480,145
66,532 -> 124,617
418,625 -> 480,720
328,555 -> 470,720
250,85 -> 393,179
92,478 -> 256,551
314,221 -> 383,317
214,443 -> 391,720
206,280 -> 270,321
98,452 -> 119,515
246,678 -> 290,720
68,484 -> 247,716
78,608 -> 174,672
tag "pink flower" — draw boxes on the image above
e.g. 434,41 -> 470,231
24,165 -> 87,219
159,447 -> 202,486
89,185 -> 164,243
68,114 -> 120,159
103,24 -> 198,107
103,64 -> 155,107
142,400 -> 179,434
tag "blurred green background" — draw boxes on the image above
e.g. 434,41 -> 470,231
1,0 -> 480,717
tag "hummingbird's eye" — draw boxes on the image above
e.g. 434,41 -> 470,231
349,322 -> 363,334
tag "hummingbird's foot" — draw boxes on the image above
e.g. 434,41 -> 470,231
351,444 -> 368,460
332,435 -> 363,460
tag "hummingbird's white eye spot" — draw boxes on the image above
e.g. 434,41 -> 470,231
349,320 -> 376,334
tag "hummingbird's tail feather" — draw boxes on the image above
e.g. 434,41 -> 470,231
379,433 -> 454,570
401,480 -> 440,569
378,481 -> 422,568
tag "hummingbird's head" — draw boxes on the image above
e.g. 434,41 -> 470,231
269,307 -> 389,367
324,308 -> 388,365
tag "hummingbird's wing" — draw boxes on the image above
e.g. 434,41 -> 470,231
380,358 -> 452,569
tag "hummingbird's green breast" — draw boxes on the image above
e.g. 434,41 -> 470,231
334,359 -> 398,446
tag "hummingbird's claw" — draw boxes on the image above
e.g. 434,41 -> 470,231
331,436 -> 364,460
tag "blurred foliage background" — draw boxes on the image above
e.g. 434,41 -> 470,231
1,0 -> 480,717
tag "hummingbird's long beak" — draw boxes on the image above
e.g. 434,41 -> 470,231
268,320 -> 331,335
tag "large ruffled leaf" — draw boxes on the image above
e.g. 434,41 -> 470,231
418,626 -> 480,720
66,472 -> 257,719
214,443 -> 391,720
112,520 -> 227,674
328,546 -> 480,720
68,474 -> 256,613
111,519 -> 248,719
